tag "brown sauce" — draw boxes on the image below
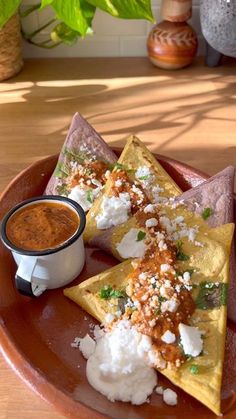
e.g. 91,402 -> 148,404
6,202 -> 79,251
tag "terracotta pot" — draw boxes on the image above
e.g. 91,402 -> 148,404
147,20 -> 198,70
0,13 -> 23,81
161,0 -> 192,22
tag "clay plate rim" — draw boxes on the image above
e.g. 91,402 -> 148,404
0,151 -> 234,419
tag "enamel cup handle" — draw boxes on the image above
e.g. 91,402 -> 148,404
15,256 -> 46,297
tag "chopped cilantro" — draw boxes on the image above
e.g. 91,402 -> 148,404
54,162 -> 70,178
86,189 -> 93,203
154,308 -> 161,316
139,175 -> 149,180
63,147 -> 87,163
56,184 -> 69,197
176,241 -> 190,261
195,282 -> 228,310
109,162 -> 134,174
201,207 -> 214,220
136,230 -> 146,241
189,364 -> 199,374
152,283 -> 157,289
113,163 -> 125,171
158,296 -> 167,303
99,286 -> 126,300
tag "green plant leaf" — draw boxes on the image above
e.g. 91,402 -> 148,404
41,0 -> 96,36
86,0 -> 155,22
51,21 -> 80,44
0,0 -> 22,27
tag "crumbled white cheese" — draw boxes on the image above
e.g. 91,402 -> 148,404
105,170 -> 111,179
161,330 -> 176,344
158,240 -> 167,251
144,204 -> 155,213
161,299 -> 179,313
179,323 -> 203,357
86,320 -> 157,405
139,272 -> 147,281
156,232 -> 165,241
115,179 -> 122,187
146,218 -> 158,228
96,192 -> 131,229
160,264 -> 171,273
159,285 -> 170,299
183,272 -> 191,282
71,337 -> 80,348
104,313 -> 115,324
78,334 -> 96,359
93,325 -> 105,340
135,166 -> 151,180
151,184 -> 164,203
116,228 -> 147,259
163,388 -> 178,406
155,386 -> 164,395
68,185 -> 101,212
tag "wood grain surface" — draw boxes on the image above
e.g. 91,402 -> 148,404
0,57 -> 235,418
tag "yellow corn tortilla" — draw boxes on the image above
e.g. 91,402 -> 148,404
64,221 -> 234,415
84,135 -> 182,244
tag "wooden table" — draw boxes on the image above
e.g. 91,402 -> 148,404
0,57 -> 235,418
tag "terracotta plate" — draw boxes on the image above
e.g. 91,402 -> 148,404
0,151 -> 236,419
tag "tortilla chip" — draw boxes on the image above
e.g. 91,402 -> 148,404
45,112 -> 117,196
84,135 -> 182,246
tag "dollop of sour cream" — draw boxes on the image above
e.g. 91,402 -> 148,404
80,320 -> 157,405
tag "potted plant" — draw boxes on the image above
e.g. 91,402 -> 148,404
0,0 -> 155,80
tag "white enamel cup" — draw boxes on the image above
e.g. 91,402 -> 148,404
0,196 -> 86,297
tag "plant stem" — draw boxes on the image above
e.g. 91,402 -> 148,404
23,18 -> 57,40
20,3 -> 41,18
26,38 -> 62,49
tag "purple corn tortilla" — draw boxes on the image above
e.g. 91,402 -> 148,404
45,112 -> 117,195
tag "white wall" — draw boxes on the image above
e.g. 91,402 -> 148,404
21,0 -> 204,58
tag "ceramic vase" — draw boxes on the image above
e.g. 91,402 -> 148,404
147,20 -> 198,70
161,0 -> 192,22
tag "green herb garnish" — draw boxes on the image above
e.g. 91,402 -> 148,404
56,184 -> 69,197
139,175 -> 149,180
189,364 -> 199,374
136,230 -> 146,242
54,162 -> 70,178
176,241 -> 190,261
86,189 -> 93,203
99,286 -> 126,300
195,282 -> 228,310
201,207 -> 214,220
158,296 -> 167,303
63,147 -> 87,163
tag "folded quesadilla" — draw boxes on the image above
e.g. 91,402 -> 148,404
45,113 -> 117,211
64,171 -> 235,415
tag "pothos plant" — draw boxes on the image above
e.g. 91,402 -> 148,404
0,1 -> 155,48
